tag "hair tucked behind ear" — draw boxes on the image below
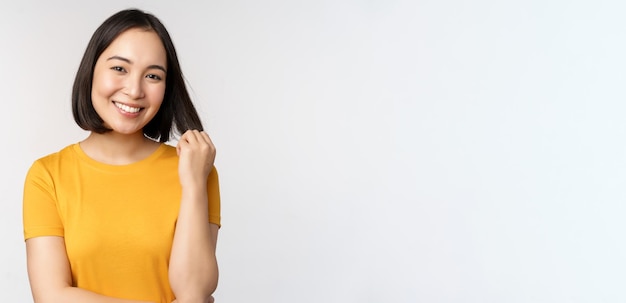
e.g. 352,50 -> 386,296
72,8 -> 204,142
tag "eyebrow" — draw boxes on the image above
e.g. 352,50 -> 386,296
107,55 -> 167,73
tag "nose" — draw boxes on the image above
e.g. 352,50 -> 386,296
124,75 -> 145,99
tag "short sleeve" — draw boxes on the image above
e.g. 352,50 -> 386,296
23,160 -> 64,240
207,166 -> 221,227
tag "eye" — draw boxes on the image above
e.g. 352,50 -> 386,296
111,66 -> 126,73
146,74 -> 163,81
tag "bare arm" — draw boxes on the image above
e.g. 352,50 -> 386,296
169,130 -> 219,303
26,236 -> 155,303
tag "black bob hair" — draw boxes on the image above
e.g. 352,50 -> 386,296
72,8 -> 202,142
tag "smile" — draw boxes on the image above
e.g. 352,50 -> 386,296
114,101 -> 143,113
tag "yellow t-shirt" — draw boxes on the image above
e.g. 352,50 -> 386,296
23,143 -> 221,303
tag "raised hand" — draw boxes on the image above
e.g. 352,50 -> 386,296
176,130 -> 216,189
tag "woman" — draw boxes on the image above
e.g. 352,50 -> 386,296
23,9 -> 220,303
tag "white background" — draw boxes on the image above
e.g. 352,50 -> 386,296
1,0 -> 625,302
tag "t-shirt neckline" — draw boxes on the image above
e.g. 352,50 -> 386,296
71,142 -> 169,173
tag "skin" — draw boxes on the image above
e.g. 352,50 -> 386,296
25,28 -> 218,303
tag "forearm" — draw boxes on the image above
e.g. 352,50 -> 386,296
38,286 -> 154,303
169,185 -> 218,303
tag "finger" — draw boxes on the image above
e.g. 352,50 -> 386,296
190,129 -> 205,145
179,130 -> 190,143
181,129 -> 199,144
200,131 -> 213,146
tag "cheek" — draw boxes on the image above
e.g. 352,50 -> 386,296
92,73 -> 121,99
146,84 -> 166,105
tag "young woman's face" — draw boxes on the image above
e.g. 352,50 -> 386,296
91,28 -> 167,136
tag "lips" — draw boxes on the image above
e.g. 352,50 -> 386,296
113,101 -> 143,113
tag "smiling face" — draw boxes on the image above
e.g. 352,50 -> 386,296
91,28 -> 167,136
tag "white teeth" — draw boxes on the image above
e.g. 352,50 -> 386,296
114,102 -> 141,113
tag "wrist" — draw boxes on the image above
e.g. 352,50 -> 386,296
180,183 -> 208,205
174,296 -> 211,303
180,179 -> 206,192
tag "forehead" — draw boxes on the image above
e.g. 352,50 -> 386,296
99,28 -> 167,66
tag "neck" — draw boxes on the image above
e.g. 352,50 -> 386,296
80,131 -> 161,165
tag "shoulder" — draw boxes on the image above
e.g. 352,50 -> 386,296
153,143 -> 179,164
33,144 -> 78,164
27,144 -> 79,176
161,143 -> 178,156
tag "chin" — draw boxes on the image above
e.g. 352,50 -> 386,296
109,127 -> 145,136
